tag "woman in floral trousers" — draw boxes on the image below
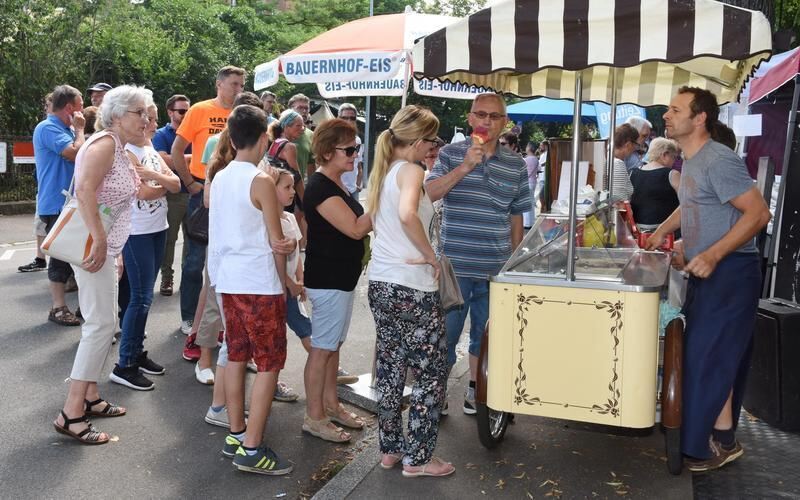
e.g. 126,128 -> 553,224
366,105 -> 454,477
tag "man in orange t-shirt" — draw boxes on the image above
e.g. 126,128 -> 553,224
170,65 -> 244,335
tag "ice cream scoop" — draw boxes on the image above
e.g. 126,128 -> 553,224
471,126 -> 490,145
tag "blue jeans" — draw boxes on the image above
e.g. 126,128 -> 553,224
286,290 -> 312,339
119,230 -> 167,368
445,277 -> 490,368
180,191 -> 207,321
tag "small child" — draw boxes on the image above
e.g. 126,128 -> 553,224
207,104 -> 292,475
275,169 -> 313,352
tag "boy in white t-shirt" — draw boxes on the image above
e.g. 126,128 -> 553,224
208,104 -> 293,475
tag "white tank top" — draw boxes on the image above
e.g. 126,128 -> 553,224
208,160 -> 282,295
368,160 -> 437,292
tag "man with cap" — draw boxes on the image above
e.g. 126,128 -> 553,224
87,83 -> 112,107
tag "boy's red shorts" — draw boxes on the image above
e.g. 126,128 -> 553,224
221,293 -> 287,372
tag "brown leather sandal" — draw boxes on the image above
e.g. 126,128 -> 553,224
85,398 -> 126,418
48,306 -> 80,326
53,411 -> 109,445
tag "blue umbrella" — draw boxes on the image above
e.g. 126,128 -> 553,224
507,97 -> 598,124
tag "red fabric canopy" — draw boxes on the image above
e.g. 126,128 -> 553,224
749,46 -> 800,104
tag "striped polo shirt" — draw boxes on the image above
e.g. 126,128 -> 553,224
428,139 -> 530,279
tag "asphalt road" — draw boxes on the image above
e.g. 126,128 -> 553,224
0,214 -> 376,499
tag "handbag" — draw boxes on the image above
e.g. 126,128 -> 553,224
438,254 -> 464,311
41,177 -> 119,267
186,205 -> 209,245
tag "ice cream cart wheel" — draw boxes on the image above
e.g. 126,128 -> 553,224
475,321 -> 511,449
662,318 -> 684,475
476,403 -> 510,449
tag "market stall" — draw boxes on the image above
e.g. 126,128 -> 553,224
412,0 -> 771,475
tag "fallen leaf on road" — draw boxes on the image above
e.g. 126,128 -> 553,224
516,463 -> 526,467
529,443 -> 537,449
494,458 -> 509,466
496,479 -> 506,490
209,432 -> 216,436
512,472 -> 527,479
615,491 -> 628,496
606,482 -> 623,487
109,436 -> 119,442
526,491 -> 533,499
465,462 -> 477,469
275,493 -> 287,498
571,451 -> 582,456
610,471 -> 617,478
479,473 -> 486,481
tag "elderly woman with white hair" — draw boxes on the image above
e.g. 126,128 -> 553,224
630,137 -> 681,231
53,85 -> 151,445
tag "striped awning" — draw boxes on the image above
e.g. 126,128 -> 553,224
412,0 -> 772,106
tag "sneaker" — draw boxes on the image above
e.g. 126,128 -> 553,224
18,257 -> 46,272
182,334 -> 200,362
195,362 -> 215,385
232,446 -> 293,475
686,438 -> 744,472
48,306 -> 80,326
160,278 -> 173,296
336,367 -> 359,385
441,400 -> 449,416
463,386 -> 477,415
222,434 -> 243,458
205,406 -> 230,429
273,381 -> 300,402
137,351 -> 165,375
110,364 -> 155,391
180,320 -> 193,335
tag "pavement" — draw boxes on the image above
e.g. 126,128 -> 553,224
1,212 -> 797,499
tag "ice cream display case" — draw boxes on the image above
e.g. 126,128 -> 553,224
475,204 -> 683,472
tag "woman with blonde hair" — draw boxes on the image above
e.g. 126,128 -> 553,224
630,137 -> 681,231
366,105 -> 454,477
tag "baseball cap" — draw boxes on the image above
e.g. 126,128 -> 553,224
87,82 -> 112,93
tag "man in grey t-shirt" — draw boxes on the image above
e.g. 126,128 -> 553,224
648,87 -> 771,473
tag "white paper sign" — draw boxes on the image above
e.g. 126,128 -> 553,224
0,142 -> 6,173
732,114 -> 762,137
557,161 -> 590,201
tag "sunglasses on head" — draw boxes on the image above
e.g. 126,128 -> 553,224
335,144 -> 361,157
170,108 -> 188,115
341,116 -> 357,121
499,141 -> 508,145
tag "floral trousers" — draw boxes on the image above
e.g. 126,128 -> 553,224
368,280 -> 448,466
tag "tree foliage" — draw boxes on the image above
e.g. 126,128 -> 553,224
0,0 -> 490,134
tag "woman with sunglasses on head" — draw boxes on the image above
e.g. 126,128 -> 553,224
366,105 -> 454,477
301,119 -> 371,444
267,109 -> 308,245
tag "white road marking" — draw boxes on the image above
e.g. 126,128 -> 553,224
0,247 -> 34,260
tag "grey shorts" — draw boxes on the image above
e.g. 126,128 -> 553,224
33,213 -> 47,237
307,288 -> 355,351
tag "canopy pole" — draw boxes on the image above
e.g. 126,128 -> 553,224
566,71 -> 583,282
607,68 -> 618,199
766,74 -> 800,298
400,54 -> 411,108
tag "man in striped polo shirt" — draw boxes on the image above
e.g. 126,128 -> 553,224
426,93 -> 530,415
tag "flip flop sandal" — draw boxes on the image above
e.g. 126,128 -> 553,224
380,453 -> 403,469
53,411 -> 109,445
84,398 -> 127,418
402,457 -> 455,478
302,415 -> 351,443
325,404 -> 365,430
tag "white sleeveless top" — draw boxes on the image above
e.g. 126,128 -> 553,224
368,160 -> 437,292
208,160 -> 282,295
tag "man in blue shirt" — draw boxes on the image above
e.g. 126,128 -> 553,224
152,94 -> 191,297
33,84 -> 85,326
426,93 -> 530,415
